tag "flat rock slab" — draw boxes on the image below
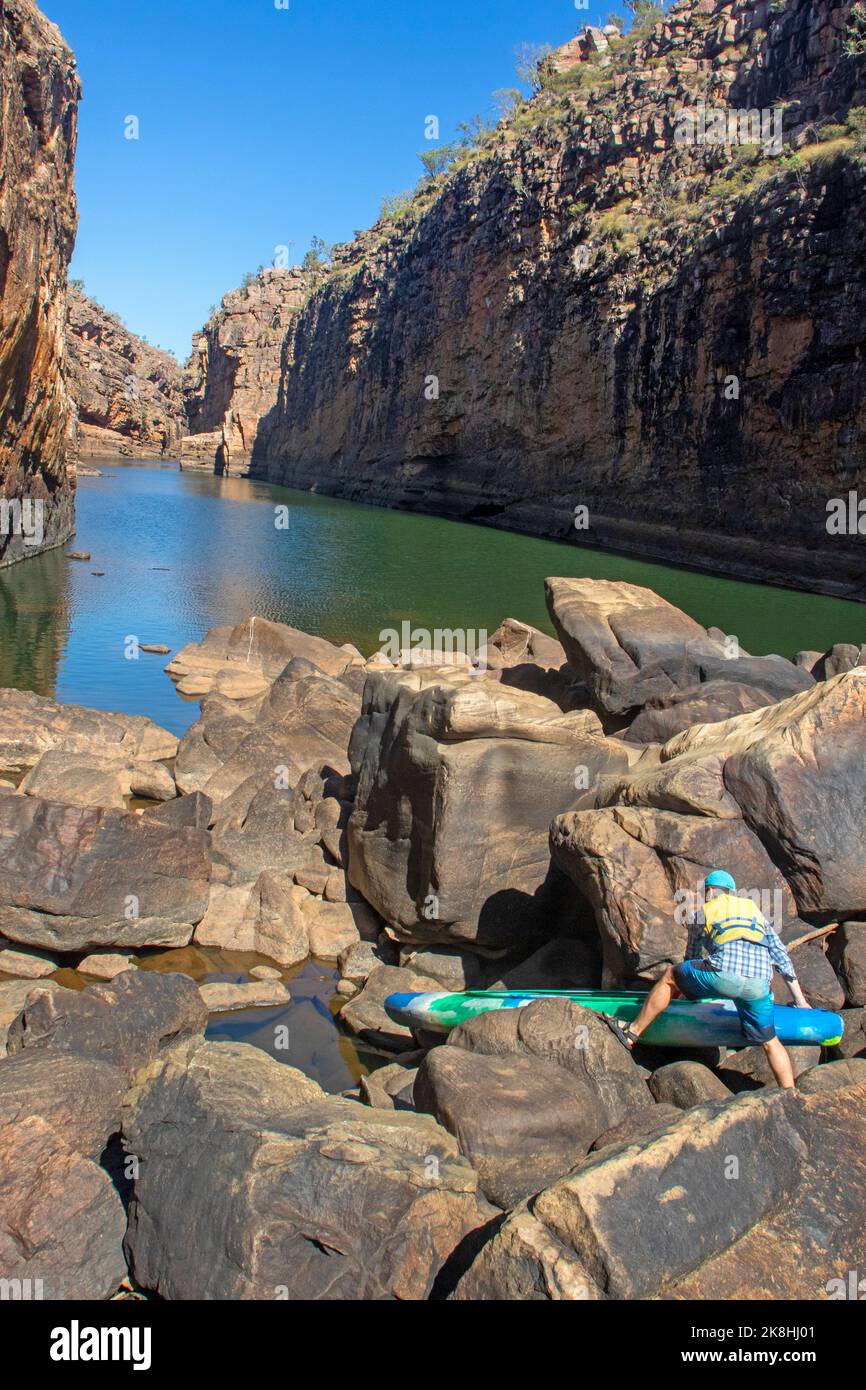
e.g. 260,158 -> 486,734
199,980 -> 290,1012
0,947 -> 57,978
165,616 -> 351,702
77,953 -> 136,980
0,687 -> 177,777
0,794 -> 210,952
18,750 -> 176,809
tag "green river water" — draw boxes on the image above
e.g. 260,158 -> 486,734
0,459 -> 863,737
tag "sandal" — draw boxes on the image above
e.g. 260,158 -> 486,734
601,1013 -> 639,1052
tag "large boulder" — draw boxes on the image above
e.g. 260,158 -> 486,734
5,970 -> 207,1078
347,667 -> 631,949
452,1081 -> 866,1299
414,1047 -> 602,1209
0,688 -> 177,778
415,1000 -> 650,1207
164,616 -> 353,700
0,794 -> 211,952
552,671 -> 866,982
122,1038 -> 495,1299
551,804 -> 792,981
544,578 -> 811,721
0,1117 -> 127,1301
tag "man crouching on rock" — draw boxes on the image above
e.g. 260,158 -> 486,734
606,870 -> 809,1088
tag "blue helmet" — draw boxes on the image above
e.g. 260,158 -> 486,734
705,869 -> 737,893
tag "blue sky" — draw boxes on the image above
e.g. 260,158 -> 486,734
46,0 -> 620,360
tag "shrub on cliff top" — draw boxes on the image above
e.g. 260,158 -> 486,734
844,2 -> 866,57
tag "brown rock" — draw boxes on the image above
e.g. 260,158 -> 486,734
6,970 -> 207,1079
0,793 -> 210,952
121,1038 -> 494,1299
590,1103 -> 682,1151
339,965 -> 444,1052
0,687 -> 177,778
66,289 -> 186,459
647,1060 -> 732,1107
0,0 -> 79,570
0,1116 -> 127,1300
348,667 -> 629,949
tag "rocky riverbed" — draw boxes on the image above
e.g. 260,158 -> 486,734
1,575 -> 865,1300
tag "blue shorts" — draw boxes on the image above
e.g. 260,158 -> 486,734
673,960 -> 776,1043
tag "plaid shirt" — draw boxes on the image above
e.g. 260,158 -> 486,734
685,911 -> 797,983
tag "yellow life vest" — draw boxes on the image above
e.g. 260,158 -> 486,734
703,893 -> 768,948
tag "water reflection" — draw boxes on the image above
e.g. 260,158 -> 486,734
0,546 -> 70,694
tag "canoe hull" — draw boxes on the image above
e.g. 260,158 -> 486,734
384,989 -> 844,1049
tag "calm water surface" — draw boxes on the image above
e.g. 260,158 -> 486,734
1,460 -> 864,737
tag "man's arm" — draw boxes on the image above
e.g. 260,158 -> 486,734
766,925 -> 808,1006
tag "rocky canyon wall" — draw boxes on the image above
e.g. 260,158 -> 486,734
250,0 -> 866,597
65,290 -> 186,459
181,265 -> 321,472
0,0 -> 79,567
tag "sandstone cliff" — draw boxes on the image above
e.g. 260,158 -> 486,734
0,0 -> 79,567
181,265 -> 322,472
65,290 -> 186,459
249,0 -> 866,597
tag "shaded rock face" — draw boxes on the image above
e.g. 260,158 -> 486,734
452,1081 -> 866,1300
65,289 -> 186,459
0,0 -> 79,568
0,971 -> 209,1301
347,667 -> 630,948
251,0 -> 866,597
182,266 -> 321,471
122,1038 -> 495,1300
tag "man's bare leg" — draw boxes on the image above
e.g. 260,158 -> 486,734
763,1036 -> 795,1089
629,966 -> 682,1040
